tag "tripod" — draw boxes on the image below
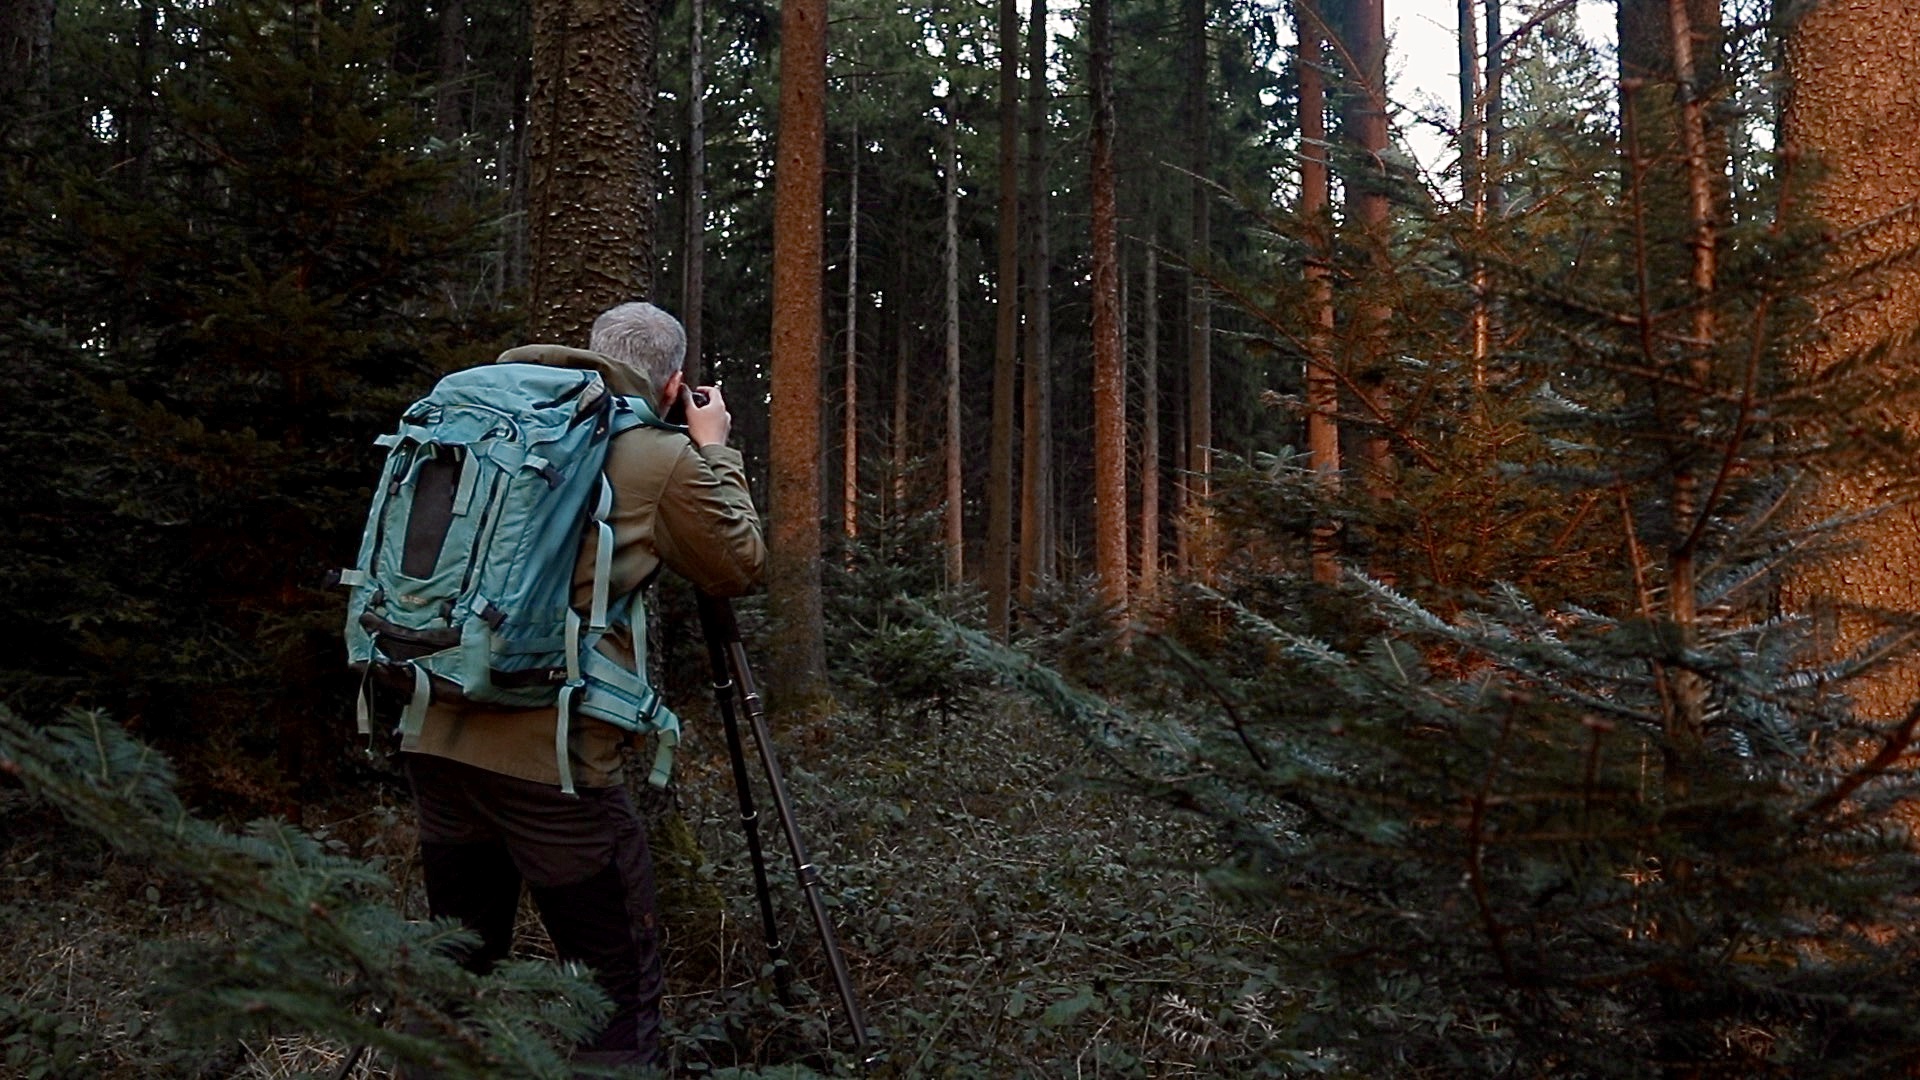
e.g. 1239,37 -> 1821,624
697,591 -> 875,1065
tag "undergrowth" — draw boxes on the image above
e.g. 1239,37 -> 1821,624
1,683 -> 1308,1078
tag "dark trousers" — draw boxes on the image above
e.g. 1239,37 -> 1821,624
404,753 -> 665,1070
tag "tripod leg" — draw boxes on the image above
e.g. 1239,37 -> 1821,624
719,639 -> 875,1063
697,593 -> 793,1004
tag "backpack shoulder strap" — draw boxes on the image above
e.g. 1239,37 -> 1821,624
610,395 -> 688,436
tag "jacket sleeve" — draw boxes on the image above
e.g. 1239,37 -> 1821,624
651,443 -> 766,596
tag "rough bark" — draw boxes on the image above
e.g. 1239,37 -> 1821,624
1090,0 -> 1127,618
1782,0 -> 1920,722
528,0 -> 661,344
987,0 -> 1021,637
1298,0 -> 1340,584
767,0 -> 828,704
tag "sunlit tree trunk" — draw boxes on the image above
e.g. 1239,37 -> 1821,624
1020,0 -> 1055,602
1782,0 -> 1920,723
767,0 -> 828,705
987,0 -> 1021,636
528,0 -> 661,343
1457,0 -> 1489,393
1090,0 -> 1126,619
1298,0 -> 1340,584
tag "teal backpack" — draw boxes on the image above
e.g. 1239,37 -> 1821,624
338,359 -> 682,794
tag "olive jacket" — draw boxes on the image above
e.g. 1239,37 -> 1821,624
402,345 -> 765,787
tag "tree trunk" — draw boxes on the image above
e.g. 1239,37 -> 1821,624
1020,0 -> 1054,602
767,0 -> 828,706
1338,0 -> 1392,506
1089,0 -> 1127,619
1617,0 -> 1723,765
435,0 -> 469,146
1298,0 -> 1340,584
944,106 -> 965,587
1,0 -> 55,129
1183,0 -> 1213,576
893,242 -> 911,518
681,0 -> 707,383
1483,0 -> 1504,218
1139,240 -> 1160,599
987,0 -> 1022,637
527,0 -> 661,343
843,118 -> 860,542
1782,0 -> 1920,723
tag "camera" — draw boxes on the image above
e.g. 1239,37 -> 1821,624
665,385 -> 710,425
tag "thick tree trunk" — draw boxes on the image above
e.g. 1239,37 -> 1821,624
1782,0 -> 1920,723
1090,0 -> 1127,618
987,0 -> 1021,636
767,0 -> 828,705
681,0 -> 706,383
1020,0 -> 1055,602
1298,0 -> 1340,584
527,0 -> 661,343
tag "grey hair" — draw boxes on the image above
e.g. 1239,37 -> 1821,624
589,302 -> 687,390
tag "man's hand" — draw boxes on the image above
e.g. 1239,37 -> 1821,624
684,384 -> 731,448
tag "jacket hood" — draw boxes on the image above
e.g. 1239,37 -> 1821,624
495,344 -> 666,410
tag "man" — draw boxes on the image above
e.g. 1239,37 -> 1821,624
401,301 -> 765,1070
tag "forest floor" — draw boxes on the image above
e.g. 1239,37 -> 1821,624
0,692 -> 1307,1078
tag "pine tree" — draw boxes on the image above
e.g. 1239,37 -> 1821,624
0,707 -> 607,1077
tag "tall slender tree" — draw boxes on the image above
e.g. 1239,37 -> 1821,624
1182,0 -> 1213,575
943,97 -> 965,586
527,0 -> 662,342
1089,0 -> 1127,617
843,115 -> 861,541
768,0 -> 829,705
1020,0 -> 1054,602
1138,240 -> 1161,598
681,0 -> 707,382
987,0 -> 1021,636
1298,0 -> 1340,583
1335,0 -> 1392,505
